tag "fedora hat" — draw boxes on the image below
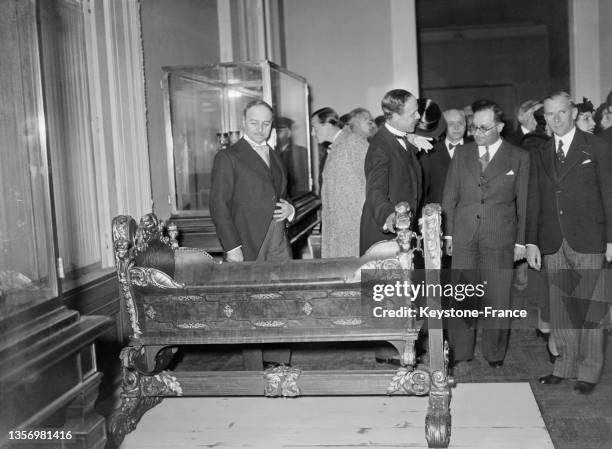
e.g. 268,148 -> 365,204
415,98 -> 446,139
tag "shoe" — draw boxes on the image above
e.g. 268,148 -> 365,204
535,328 -> 550,342
538,374 -> 563,385
488,360 -> 503,368
573,381 -> 595,394
546,347 -> 558,364
375,356 -> 401,366
546,338 -> 559,364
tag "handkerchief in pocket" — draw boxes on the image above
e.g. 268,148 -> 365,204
506,169 -> 515,175
581,159 -> 592,165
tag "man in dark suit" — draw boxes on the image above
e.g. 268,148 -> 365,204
359,89 -> 422,255
505,99 -> 541,146
442,100 -> 529,368
421,109 -> 467,206
210,99 -> 295,368
210,99 -> 294,263
526,91 -> 612,394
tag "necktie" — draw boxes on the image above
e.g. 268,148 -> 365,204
480,146 -> 490,172
253,144 -> 270,167
556,140 -> 565,164
396,135 -> 409,150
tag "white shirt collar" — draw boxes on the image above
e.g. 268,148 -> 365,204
243,134 -> 268,149
478,138 -> 503,159
445,139 -> 463,158
520,125 -> 531,135
553,127 -> 576,156
385,123 -> 413,150
331,129 -> 343,143
446,138 -> 463,148
384,122 -> 406,137
243,135 -> 270,165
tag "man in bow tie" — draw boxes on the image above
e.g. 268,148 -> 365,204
526,91 -> 612,394
442,99 -> 529,369
420,109 -> 469,207
210,99 -> 294,263
359,89 -> 423,255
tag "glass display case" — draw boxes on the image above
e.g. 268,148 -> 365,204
162,61 -> 320,253
162,61 -> 312,216
1,0 -> 57,317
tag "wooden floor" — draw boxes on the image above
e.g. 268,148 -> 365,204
119,383 -> 553,448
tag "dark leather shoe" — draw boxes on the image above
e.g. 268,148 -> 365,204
535,329 -> 550,342
375,356 -> 401,366
538,374 -> 563,385
573,381 -> 596,394
488,360 -> 503,368
546,339 -> 559,364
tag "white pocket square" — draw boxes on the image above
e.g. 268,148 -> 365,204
506,170 -> 515,175
581,159 -> 592,164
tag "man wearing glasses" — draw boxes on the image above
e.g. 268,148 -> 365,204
442,99 -> 529,371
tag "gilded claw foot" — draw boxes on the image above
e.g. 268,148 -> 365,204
106,347 -> 183,447
424,370 -> 452,448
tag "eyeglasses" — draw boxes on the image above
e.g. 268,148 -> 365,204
469,123 -> 497,134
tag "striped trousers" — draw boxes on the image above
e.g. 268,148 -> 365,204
543,239 -> 605,383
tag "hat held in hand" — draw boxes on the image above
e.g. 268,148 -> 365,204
415,98 -> 446,139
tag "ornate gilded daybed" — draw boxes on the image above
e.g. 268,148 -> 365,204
107,203 -> 454,448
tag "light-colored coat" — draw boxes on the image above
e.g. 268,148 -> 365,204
321,129 -> 369,258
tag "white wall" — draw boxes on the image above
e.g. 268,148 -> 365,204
569,0 -> 600,101
282,0 -> 418,116
599,0 -> 612,99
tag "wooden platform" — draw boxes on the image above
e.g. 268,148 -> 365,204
119,382 -> 553,448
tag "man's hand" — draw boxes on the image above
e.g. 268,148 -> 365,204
226,246 -> 244,262
444,239 -> 453,256
407,134 -> 434,153
273,198 -> 293,222
514,245 -> 526,262
383,212 -> 396,233
606,243 -> 612,262
526,245 -> 541,270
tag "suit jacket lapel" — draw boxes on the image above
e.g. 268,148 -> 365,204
386,129 -> 413,176
442,147 -> 451,164
483,141 -> 511,179
536,138 -> 557,181
558,130 -> 588,181
269,147 -> 285,196
236,139 -> 273,181
467,144 -> 481,180
382,128 -> 420,205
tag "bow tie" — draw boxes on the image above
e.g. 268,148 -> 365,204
396,135 -> 409,145
448,143 -> 456,150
